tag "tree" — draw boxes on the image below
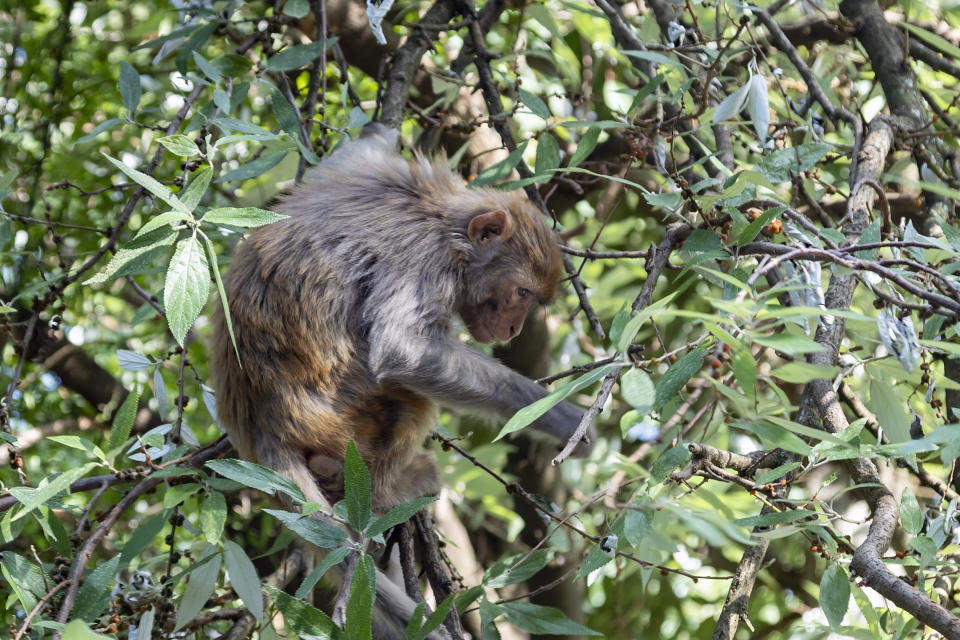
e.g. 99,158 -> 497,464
2,0 -> 960,638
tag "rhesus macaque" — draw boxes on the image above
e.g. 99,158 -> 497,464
210,124 -> 591,636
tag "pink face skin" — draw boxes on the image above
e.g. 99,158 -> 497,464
462,280 -> 537,344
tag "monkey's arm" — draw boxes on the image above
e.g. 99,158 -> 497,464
370,335 -> 593,456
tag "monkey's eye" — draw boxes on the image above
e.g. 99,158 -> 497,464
517,287 -> 532,299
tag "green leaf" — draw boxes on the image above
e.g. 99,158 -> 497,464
344,439 -> 372,532
620,368 -> 654,414
61,621 -> 113,640
575,536 -> 616,579
192,51 -> 222,83
608,303 -> 629,346
470,142 -> 528,187
120,510 -> 170,567
198,490 -> 227,544
118,61 -> 141,112
216,150 -> 288,183
622,509 -> 652,547
755,143 -> 832,183
900,22 -> 960,59
159,135 -> 200,157
73,556 -> 120,621
84,226 -> 178,284
568,126 -> 600,168
365,496 -> 437,539
866,378 -> 911,443
344,554 -> 374,640
732,350 -> 757,398
499,601 -> 602,636
102,154 -> 190,214
769,361 -> 839,384
407,595 -> 455,640
622,49 -> 685,67
179,167 -> 213,212
77,118 -> 123,144
650,445 -> 690,482
205,459 -> 306,502
754,462 -> 801,485
295,547 -> 351,598
900,486 -> 922,535
283,0 -> 310,18
736,421 -> 812,456
627,73 -> 665,114
485,550 -> 550,588
654,348 -> 706,410
736,207 -> 783,245
820,564 -> 850,628
266,41 -> 333,72
752,333 -> 824,356
135,211 -> 191,240
8,463 -> 95,521
518,89 -> 550,119
495,364 -> 618,441
731,510 -> 812,528
224,540 -> 264,622
47,435 -> 105,461
203,234 -> 241,367
175,545 -> 222,630
265,585 -> 340,639
164,234 -> 210,346
264,509 -> 348,548
203,207 -> 289,228
534,134 -> 561,176
163,482 -> 202,508
108,389 -> 140,453
271,88 -> 302,140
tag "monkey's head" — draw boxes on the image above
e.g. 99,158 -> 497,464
459,204 -> 563,344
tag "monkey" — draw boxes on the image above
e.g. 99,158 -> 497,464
210,123 -> 592,636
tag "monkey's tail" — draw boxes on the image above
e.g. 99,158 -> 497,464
253,436 -> 452,640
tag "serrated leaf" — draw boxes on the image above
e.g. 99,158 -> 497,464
165,234 -> 210,346
820,564 -> 850,628
365,496 -> 436,538
271,88 -> 301,140
216,150 -> 287,183
345,553 -> 374,640
264,509 -> 348,548
159,135 -> 200,157
205,459 -> 306,502
620,368 -> 654,414
214,88 -> 231,114
174,545 -> 221,630
163,482 -> 201,508
534,134 -> 560,177
224,540 -> 264,621
102,154 -> 190,214
198,490 -> 227,544
499,602 -> 601,636
344,439 -> 372,532
653,348 -> 706,410
575,537 -> 616,579
866,379 -> 911,443
84,226 -> 178,284
73,556 -> 120,621
900,486 -> 922,535
119,61 -> 141,113
108,389 -> 139,453
203,207 -> 289,228
650,445 -> 690,482
622,509 -> 652,547
518,89 -> 550,119
265,585 -> 339,639
568,126 -> 600,168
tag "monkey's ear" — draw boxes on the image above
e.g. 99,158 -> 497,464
467,210 -> 514,246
